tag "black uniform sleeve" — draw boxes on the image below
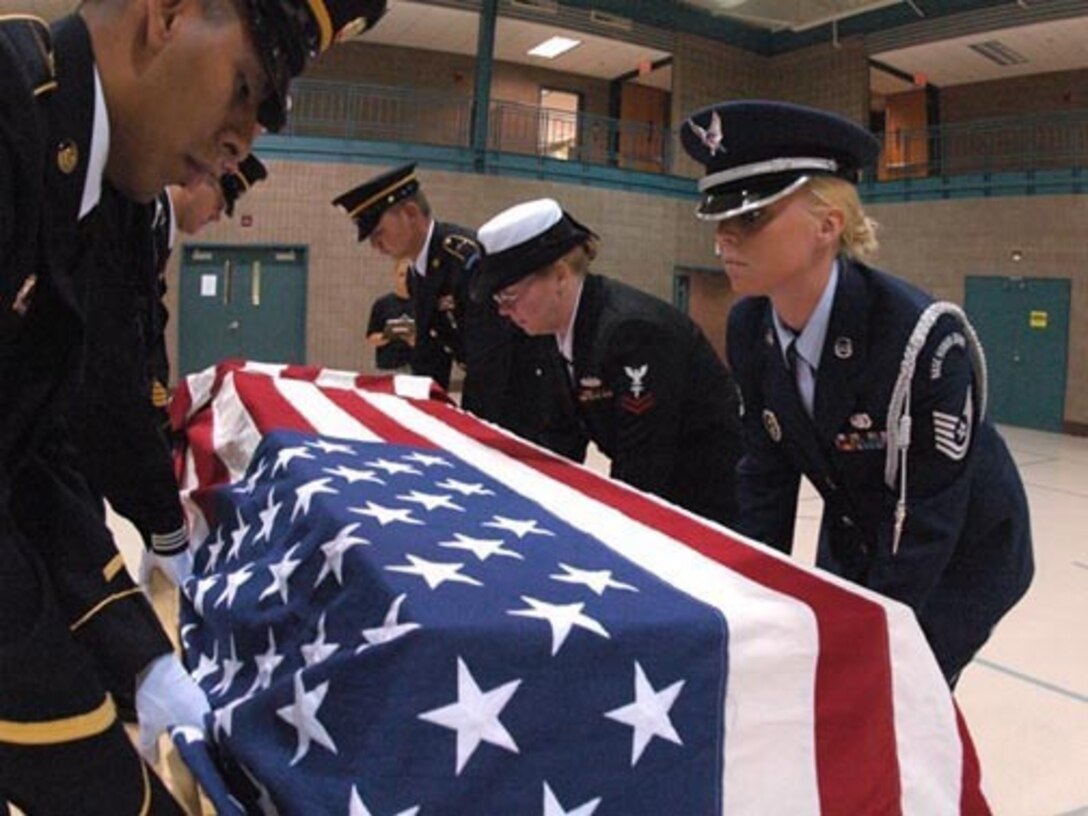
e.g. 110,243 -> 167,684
866,317 -> 978,609
69,192 -> 185,552
726,306 -> 801,553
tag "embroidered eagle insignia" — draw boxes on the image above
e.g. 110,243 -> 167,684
687,111 -> 724,157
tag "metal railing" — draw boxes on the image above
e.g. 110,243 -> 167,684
282,79 -> 1088,184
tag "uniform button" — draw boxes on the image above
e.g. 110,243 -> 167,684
841,516 -> 854,527
429,329 -> 438,338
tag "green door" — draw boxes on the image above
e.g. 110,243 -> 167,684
964,276 -> 1070,432
178,245 -> 307,376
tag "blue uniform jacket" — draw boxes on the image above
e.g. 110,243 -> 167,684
727,258 -> 1033,678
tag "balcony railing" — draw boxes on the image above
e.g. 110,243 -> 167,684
281,79 -> 1088,188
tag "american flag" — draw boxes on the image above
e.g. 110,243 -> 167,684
169,360 -> 989,815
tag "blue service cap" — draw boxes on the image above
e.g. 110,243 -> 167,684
680,100 -> 880,222
243,0 -> 388,132
220,154 -> 268,216
332,163 -> 419,242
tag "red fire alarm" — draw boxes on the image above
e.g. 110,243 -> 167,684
241,214 -> 253,227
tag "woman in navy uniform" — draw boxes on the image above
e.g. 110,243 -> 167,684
0,0 -> 385,812
473,198 -> 744,527
681,100 -> 1034,684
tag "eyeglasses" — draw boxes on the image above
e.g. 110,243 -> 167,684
492,288 -> 520,308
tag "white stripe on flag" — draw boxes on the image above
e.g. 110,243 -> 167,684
212,372 -> 264,483
271,377 -> 383,442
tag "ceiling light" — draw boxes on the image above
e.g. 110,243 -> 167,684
527,36 -> 582,59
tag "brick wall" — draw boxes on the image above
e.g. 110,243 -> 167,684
165,164 -> 1088,426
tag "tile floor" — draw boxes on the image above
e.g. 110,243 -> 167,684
104,426 -> 1086,815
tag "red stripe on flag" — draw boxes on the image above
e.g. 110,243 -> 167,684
233,373 -> 319,436
322,389 -> 438,449
955,703 -> 991,815
414,400 -> 904,816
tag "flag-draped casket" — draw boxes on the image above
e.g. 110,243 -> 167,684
169,360 -> 989,815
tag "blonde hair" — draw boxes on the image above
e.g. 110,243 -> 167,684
558,236 -> 599,276
806,176 -> 879,261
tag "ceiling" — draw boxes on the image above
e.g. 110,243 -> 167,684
8,0 -> 1088,92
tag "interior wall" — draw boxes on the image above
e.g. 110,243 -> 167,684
165,162 -> 1088,426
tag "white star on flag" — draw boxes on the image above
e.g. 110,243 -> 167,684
551,563 -> 638,596
402,452 -> 452,468
356,594 -> 420,654
247,628 -> 285,695
259,543 -> 302,604
605,661 -> 685,766
435,478 -> 494,497
301,612 -> 340,667
349,501 -> 424,527
254,488 -> 282,544
277,671 -> 338,766
307,439 -> 357,456
190,641 -> 220,685
483,515 -> 555,539
234,458 -> 267,494
386,554 -> 483,590
437,532 -> 523,562
226,508 -> 251,562
508,596 -> 611,656
418,657 -> 521,775
211,636 -> 244,697
543,782 -> 601,816
323,464 -> 385,485
272,445 -> 315,475
348,785 -> 420,816
215,564 -> 254,609
315,523 -> 370,586
191,575 -> 219,616
292,477 -> 338,521
396,490 -> 464,512
365,458 -> 422,477
214,697 -> 245,739
203,528 -> 226,573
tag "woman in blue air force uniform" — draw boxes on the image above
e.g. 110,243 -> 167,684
680,99 -> 1034,684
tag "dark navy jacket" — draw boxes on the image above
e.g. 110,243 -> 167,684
569,274 -> 744,527
727,258 -> 1034,679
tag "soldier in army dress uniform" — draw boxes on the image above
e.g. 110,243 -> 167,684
0,0 -> 385,812
334,164 -> 584,456
474,198 -> 745,528
681,99 -> 1034,684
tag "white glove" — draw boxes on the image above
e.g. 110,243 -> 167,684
140,547 -> 194,588
135,653 -> 211,764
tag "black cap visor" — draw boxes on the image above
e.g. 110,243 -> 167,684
471,214 -> 595,304
243,0 -> 311,132
696,172 -> 818,222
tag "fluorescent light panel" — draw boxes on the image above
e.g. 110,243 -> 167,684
528,36 -> 582,59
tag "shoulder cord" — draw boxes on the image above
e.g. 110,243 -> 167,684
883,301 -> 988,554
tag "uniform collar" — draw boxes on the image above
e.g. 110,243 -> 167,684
78,63 -> 109,220
773,259 -> 839,369
412,218 -> 436,277
555,275 -> 585,364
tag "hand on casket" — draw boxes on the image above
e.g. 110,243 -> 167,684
135,653 -> 211,764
